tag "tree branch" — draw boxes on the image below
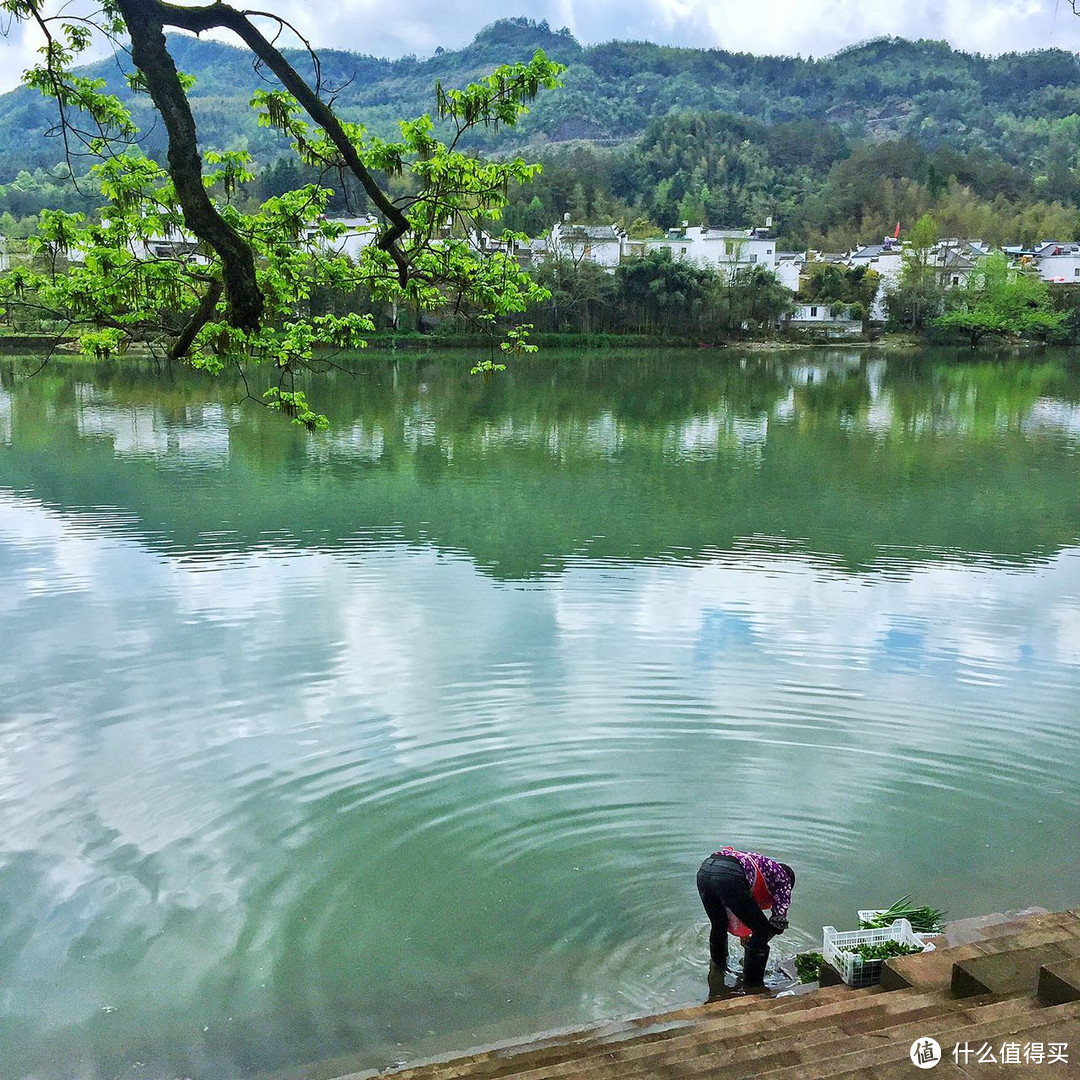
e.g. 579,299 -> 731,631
115,0 -> 262,331
150,0 -> 413,282
168,275 -> 223,360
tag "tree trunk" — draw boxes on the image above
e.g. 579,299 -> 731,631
117,0 -> 262,333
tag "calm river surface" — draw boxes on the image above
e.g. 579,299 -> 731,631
1,348 -> 1078,1079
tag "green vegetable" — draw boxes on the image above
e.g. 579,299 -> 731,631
838,940 -> 925,962
795,951 -> 825,983
858,895 -> 946,934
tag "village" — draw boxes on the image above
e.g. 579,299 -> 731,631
3,209 -> 1078,341
229,213 -> 1080,333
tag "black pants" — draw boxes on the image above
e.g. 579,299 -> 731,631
696,854 -> 775,987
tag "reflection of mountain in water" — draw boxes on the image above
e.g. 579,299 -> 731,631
1,349 -> 1079,578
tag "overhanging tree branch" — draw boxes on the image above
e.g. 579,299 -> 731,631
116,0 -> 262,330
147,0 -> 413,281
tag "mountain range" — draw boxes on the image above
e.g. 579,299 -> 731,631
1,16 -> 1078,182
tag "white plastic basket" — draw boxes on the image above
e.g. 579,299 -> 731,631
858,909 -> 941,943
823,918 -> 933,988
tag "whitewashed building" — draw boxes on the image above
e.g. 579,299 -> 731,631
848,240 -> 904,320
787,302 -> 861,334
774,253 -> 803,292
549,219 -> 625,269
304,215 -> 380,263
650,224 -> 777,279
929,239 -> 990,288
1029,242 -> 1080,283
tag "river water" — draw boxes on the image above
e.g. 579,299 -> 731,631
0,348 -> 1078,1079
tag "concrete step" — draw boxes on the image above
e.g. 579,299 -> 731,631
375,986 -> 863,1080
739,994 -> 1066,1080
952,941 -> 1080,998
882,908 -> 1080,993
544,991 -> 1033,1080
1038,956 -> 1080,1006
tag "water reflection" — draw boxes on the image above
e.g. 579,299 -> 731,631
0,350 -> 1078,1079
1,350 -> 1078,579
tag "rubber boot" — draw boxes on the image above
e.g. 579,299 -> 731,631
743,942 -> 770,988
707,959 -> 729,1001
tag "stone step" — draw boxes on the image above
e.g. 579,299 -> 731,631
974,912 -> 1080,953
819,1008 -> 1080,1080
382,986 -> 961,1080
518,991 -> 1028,1080
882,908 -> 1080,993
880,942 -> 985,992
536,990 -> 955,1077
395,990 -> 909,1080
973,908 -> 1080,944
1038,956 -> 1080,1006
952,941 -> 1080,998
739,995 -> 1068,1080
374,986 -> 861,1080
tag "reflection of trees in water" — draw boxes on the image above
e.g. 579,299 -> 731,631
1,350 -> 1079,577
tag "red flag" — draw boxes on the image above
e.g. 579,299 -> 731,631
894,222 -> 901,239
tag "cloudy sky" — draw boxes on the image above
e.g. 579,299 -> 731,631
1,0 -> 1079,92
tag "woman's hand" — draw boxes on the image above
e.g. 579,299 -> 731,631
768,914 -> 788,934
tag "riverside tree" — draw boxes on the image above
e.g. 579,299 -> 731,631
934,252 -> 1067,347
0,0 -> 562,426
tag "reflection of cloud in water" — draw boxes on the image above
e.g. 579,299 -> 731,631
0,382 -> 11,446
1024,398 -> 1080,435
74,391 -> 232,464
625,550 -> 1080,677
1,489 -> 1079,1075
693,608 -> 757,666
0,492 -> 104,603
662,414 -> 769,461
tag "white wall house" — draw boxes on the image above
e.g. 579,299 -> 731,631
787,302 -> 861,333
550,220 -> 624,269
848,240 -> 904,320
929,239 -> 989,288
1030,242 -> 1080,283
774,253 -> 802,292
304,215 -> 380,263
650,225 -> 777,278
67,227 -> 207,266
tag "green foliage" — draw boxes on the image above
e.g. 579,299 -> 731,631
720,264 -> 794,333
800,263 -> 879,309
837,939 -> 925,962
0,4 -> 563,424
885,215 -> 946,331
934,253 -> 1068,346
615,248 -> 715,335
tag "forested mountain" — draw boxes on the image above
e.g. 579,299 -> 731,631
2,16 -> 1080,247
